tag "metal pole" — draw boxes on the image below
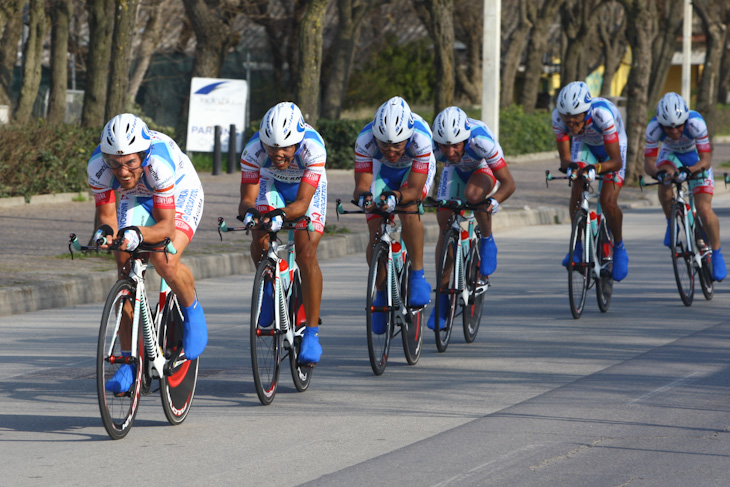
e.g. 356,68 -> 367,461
481,0 -> 501,138
227,123 -> 236,174
681,0 -> 692,103
213,125 -> 222,175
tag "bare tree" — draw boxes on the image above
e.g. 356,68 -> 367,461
560,0 -> 601,85
0,1 -> 23,109
597,1 -> 627,97
128,0 -> 170,103
617,0 -> 658,182
105,0 -> 141,120
500,0 -> 531,108
15,0 -> 49,124
321,0 -> 387,120
719,40 -> 730,104
519,0 -> 565,113
82,0 -> 114,128
647,1 -> 684,108
48,0 -> 74,125
453,0 -> 482,105
296,0 -> 330,125
415,0 -> 455,114
693,0 -> 729,139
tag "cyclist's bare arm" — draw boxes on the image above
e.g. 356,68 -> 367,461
354,171 -> 373,202
557,138 -> 571,170
601,140 -> 622,173
643,155 -> 659,178
239,182 -> 260,217
279,182 -> 316,221
401,170 -> 427,205
492,165 -> 516,205
96,202 -> 118,248
697,150 -> 712,172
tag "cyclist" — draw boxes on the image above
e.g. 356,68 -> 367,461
238,102 -> 327,365
428,106 -> 515,330
553,80 -> 629,281
643,92 -> 726,281
88,113 -> 207,393
353,96 -> 436,334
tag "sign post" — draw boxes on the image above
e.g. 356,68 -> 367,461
186,77 -> 248,155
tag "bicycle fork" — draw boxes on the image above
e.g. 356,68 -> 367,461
127,261 -> 166,379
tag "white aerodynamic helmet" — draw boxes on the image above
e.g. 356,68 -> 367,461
373,96 -> 415,144
432,106 -> 471,145
656,92 -> 689,128
259,102 -> 306,147
556,81 -> 592,116
100,113 -> 152,156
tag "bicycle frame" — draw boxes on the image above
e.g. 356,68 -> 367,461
576,182 -> 610,285
443,208 -> 484,305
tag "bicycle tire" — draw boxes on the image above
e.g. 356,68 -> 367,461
595,219 -> 614,313
568,210 -> 589,319
435,230 -> 459,352
366,241 -> 393,376
159,292 -> 199,425
694,215 -> 714,301
463,236 -> 485,343
400,254 -> 424,365
250,259 -> 282,405
288,270 -> 313,391
670,203 -> 695,306
97,279 -> 143,440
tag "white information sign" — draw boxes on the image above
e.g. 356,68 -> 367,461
186,77 -> 247,153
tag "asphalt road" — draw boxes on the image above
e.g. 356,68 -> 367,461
2,201 -> 730,486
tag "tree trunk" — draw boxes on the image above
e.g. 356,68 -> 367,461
128,0 -> 165,103
597,2 -> 627,97
718,44 -> 730,104
560,0 -> 600,85
617,0 -> 657,182
48,0 -> 73,125
647,1 -> 684,108
0,1 -> 23,108
81,0 -> 114,128
693,0 -> 728,140
519,0 -> 565,113
454,0 -> 482,104
500,0 -> 531,108
15,0 -> 48,124
105,0 -> 141,121
295,0 -> 330,126
422,0 -> 455,115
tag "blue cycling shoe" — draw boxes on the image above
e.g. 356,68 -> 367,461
664,218 -> 671,247
479,235 -> 498,276
712,248 -> 727,282
562,241 -> 583,267
427,294 -> 450,330
371,290 -> 387,335
299,326 -> 322,364
182,298 -> 208,360
257,281 -> 275,328
612,241 -> 629,281
409,269 -> 432,307
105,356 -> 134,394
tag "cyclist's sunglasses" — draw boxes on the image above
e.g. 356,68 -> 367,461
102,153 -> 143,170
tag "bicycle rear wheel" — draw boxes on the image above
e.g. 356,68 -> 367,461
568,210 -> 589,319
670,203 -> 695,306
366,241 -> 393,376
401,254 -> 424,365
97,280 -> 143,440
595,220 -> 614,313
288,270 -> 313,391
463,236 -> 485,343
159,292 -> 199,425
251,259 -> 282,405
695,215 -> 714,301
435,231 -> 459,352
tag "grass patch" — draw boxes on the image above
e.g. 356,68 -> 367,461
72,192 -> 88,202
323,224 -> 351,235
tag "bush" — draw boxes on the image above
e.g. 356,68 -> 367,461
0,121 -> 100,200
316,119 -> 370,169
498,105 -> 555,156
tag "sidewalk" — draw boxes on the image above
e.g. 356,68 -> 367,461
0,150 -> 697,317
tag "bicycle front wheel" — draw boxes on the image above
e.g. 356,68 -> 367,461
695,215 -> 714,301
401,254 -> 424,365
568,210 -> 589,319
366,241 -> 393,376
288,270 -> 312,391
435,231 -> 459,352
463,235 -> 485,343
97,279 -> 143,440
159,292 -> 199,425
595,220 -> 614,313
251,259 -> 282,405
670,203 -> 695,306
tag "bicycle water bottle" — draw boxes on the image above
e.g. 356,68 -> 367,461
461,229 -> 470,255
686,202 -> 695,227
279,260 -> 292,292
589,211 -> 598,236
392,241 -> 404,272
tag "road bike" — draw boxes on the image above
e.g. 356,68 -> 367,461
218,215 -> 314,405
69,234 -> 198,440
640,170 -> 713,306
546,169 -> 614,319
335,199 -> 425,376
423,197 -> 489,352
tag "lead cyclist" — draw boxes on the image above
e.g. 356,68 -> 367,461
88,113 -> 208,393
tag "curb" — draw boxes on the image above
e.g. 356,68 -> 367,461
0,192 -> 88,209
0,205 -> 573,317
